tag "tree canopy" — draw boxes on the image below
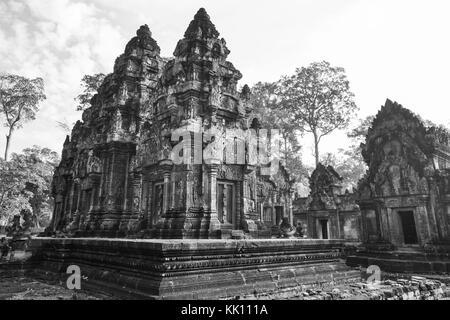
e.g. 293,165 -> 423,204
75,73 -> 106,111
0,146 -> 59,229
320,115 -> 374,191
250,82 -> 309,193
277,61 -> 358,166
0,74 -> 46,160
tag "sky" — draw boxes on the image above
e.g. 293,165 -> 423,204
0,0 -> 449,165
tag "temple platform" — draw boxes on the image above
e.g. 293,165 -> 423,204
347,245 -> 450,274
22,238 -> 361,299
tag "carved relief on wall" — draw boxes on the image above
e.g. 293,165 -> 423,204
217,165 -> 242,181
133,197 -> 140,213
129,152 -> 141,172
160,136 -> 172,160
244,198 -> 255,214
173,177 -> 186,210
209,84 -> 222,107
87,150 -> 102,174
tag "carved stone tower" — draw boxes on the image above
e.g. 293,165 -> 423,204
49,8 -> 293,239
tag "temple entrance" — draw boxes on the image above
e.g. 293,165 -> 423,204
263,206 -> 273,224
319,219 -> 329,239
217,182 -> 236,228
275,206 -> 284,225
398,211 -> 418,244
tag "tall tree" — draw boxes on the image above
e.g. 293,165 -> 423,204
0,74 -> 46,160
250,82 -> 309,192
278,61 -> 358,166
75,73 -> 106,111
250,82 -> 301,160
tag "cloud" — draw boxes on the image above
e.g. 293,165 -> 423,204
0,0 -> 449,166
0,0 -> 126,155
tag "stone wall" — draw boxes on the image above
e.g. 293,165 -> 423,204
27,238 -> 360,299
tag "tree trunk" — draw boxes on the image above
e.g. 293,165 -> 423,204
284,136 -> 288,163
313,130 -> 319,167
4,129 -> 12,161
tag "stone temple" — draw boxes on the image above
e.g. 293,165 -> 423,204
347,100 -> 450,273
26,9 -> 449,299
49,8 -> 292,239
293,99 -> 450,273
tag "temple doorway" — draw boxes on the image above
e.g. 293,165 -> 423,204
275,206 -> 284,225
398,211 -> 418,244
319,219 -> 329,239
217,182 -> 236,228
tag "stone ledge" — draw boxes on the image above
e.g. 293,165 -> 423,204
25,237 -> 360,299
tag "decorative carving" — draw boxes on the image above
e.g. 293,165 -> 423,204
308,163 -> 343,211
49,9 -> 292,239
87,150 -> 102,173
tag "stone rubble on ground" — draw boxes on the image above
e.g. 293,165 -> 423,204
241,275 -> 450,300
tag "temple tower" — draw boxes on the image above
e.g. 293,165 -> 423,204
49,8 -> 293,239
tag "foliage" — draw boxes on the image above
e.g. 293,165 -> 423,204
277,61 -> 358,165
347,115 -> 375,144
317,116 -> 373,190
75,73 -> 106,111
250,82 -> 309,192
0,146 -> 59,228
320,149 -> 367,192
0,159 -> 31,225
0,74 -> 46,160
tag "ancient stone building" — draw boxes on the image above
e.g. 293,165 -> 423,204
293,164 -> 361,241
355,99 -> 450,248
49,9 -> 292,239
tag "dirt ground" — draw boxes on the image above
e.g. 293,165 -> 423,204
0,273 -> 114,300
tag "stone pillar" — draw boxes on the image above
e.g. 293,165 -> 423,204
271,192 -> 276,225
289,188 -> 295,224
89,175 -> 101,212
207,159 -> 220,213
68,182 -> 75,220
159,159 -> 173,215
442,195 -> 450,240
336,209 -> 341,239
242,165 -> 258,233
206,159 -> 221,237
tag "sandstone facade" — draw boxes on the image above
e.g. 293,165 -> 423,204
357,99 -> 450,248
293,164 -> 361,241
48,9 -> 292,239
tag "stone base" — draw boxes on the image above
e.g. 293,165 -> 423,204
347,246 -> 450,274
152,208 -> 223,239
27,238 -> 361,299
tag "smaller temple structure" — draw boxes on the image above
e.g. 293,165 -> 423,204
356,99 -> 450,247
293,164 -> 361,241
348,99 -> 450,273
